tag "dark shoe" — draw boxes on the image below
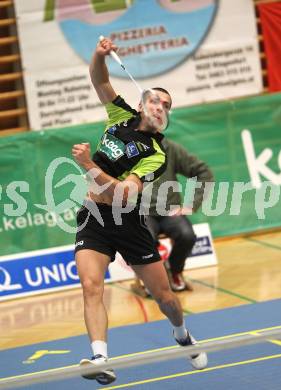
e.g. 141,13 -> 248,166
174,332 -> 208,370
79,354 -> 116,384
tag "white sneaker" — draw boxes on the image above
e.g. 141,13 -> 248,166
174,332 -> 208,370
79,354 -> 116,384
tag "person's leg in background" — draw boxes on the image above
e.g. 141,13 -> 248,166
76,249 -> 116,384
159,215 -> 196,292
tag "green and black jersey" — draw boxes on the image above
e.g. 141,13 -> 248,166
92,95 -> 167,183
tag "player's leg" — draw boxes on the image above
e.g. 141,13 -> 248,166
132,261 -> 183,325
119,209 -> 207,370
76,249 -> 116,384
76,249 -> 110,342
132,261 -> 207,370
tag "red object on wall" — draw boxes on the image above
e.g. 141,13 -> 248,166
258,2 -> 281,92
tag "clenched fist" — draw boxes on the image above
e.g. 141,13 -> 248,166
72,143 -> 93,170
96,36 -> 117,57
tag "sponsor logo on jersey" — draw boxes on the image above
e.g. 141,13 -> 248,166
126,141 -> 139,158
136,142 -> 150,152
99,133 -> 125,161
107,125 -> 117,135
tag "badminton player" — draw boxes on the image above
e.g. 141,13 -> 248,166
72,36 -> 207,385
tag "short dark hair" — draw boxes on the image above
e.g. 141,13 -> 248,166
152,87 -> 172,107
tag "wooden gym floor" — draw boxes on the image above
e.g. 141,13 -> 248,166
1,230 -> 281,351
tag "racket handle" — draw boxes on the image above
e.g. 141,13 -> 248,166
99,35 -> 123,67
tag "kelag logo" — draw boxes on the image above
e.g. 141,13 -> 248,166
99,133 -> 125,161
58,0 -> 218,78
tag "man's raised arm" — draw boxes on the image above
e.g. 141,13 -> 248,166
89,37 -> 117,104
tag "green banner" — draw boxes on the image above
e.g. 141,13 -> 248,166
168,92 -> 281,236
1,93 -> 281,256
0,124 -> 104,256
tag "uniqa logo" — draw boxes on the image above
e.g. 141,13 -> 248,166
23,261 -> 79,287
101,134 -> 124,159
0,266 -> 23,292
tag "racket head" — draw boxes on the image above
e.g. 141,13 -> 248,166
140,88 -> 171,132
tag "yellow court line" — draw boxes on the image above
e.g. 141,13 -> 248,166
1,324 -> 281,383
110,324 -> 281,361
269,340 -> 281,347
0,364 -> 78,382
101,353 -> 281,389
249,331 -> 281,348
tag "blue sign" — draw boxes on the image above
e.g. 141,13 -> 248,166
190,236 -> 213,257
59,0 -> 218,78
0,248 -> 110,300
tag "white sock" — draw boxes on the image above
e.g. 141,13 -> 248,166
173,324 -> 188,341
91,340 -> 108,358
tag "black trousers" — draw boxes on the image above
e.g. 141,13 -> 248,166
146,215 -> 196,274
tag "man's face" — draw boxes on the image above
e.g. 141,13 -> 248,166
139,90 -> 172,132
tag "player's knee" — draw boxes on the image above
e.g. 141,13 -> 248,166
154,288 -> 175,307
80,278 -> 103,299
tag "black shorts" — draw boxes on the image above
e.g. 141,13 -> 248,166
75,201 -> 161,266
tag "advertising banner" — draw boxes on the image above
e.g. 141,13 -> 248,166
0,93 -> 280,258
0,223 -> 216,301
14,0 -> 262,130
168,93 -> 281,237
